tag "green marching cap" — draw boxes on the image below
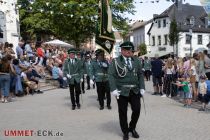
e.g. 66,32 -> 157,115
119,41 -> 134,51
76,50 -> 82,55
68,48 -> 76,54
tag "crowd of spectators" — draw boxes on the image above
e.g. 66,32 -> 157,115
141,51 -> 210,111
0,40 -> 84,103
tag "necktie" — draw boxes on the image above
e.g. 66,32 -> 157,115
71,59 -> 74,64
126,58 -> 132,70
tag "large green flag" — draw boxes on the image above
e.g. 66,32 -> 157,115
95,0 -> 115,54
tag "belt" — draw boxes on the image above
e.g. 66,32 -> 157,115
122,85 -> 136,88
97,73 -> 107,76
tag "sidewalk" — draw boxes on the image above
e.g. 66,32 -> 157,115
145,80 -> 210,110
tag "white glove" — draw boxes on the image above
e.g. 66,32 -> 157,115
102,62 -> 108,67
140,89 -> 145,96
67,74 -> 71,79
111,89 -> 121,99
80,78 -> 83,82
63,77 -> 67,81
90,79 -> 94,85
142,68 -> 145,71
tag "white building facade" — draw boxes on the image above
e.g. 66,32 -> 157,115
148,0 -> 210,57
0,0 -> 20,49
148,17 -> 172,54
132,21 -> 152,53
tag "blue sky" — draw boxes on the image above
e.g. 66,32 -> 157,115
127,0 -> 202,22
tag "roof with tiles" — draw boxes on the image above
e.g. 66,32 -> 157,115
149,2 -> 210,33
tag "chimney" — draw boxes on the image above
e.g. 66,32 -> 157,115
153,14 -> 158,18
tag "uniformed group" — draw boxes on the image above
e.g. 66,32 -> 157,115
62,41 -> 145,140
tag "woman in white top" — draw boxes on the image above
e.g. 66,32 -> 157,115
163,58 -> 176,97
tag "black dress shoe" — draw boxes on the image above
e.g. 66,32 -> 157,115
36,90 -> 43,94
107,106 -> 112,110
72,106 -> 76,110
152,92 -> 157,95
129,129 -> 139,138
100,106 -> 104,110
123,134 -> 129,140
77,104 -> 81,109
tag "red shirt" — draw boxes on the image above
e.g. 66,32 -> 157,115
36,48 -> 44,57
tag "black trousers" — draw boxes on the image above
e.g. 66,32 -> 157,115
96,81 -> 111,107
86,75 -> 90,89
56,77 -> 63,87
117,91 -> 141,134
81,75 -> 85,92
144,70 -> 151,81
69,80 -> 81,107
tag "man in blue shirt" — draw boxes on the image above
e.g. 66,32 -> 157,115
151,54 -> 164,95
16,41 -> 24,59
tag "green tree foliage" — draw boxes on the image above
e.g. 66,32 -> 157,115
18,0 -> 136,48
169,19 -> 179,53
139,43 -> 147,56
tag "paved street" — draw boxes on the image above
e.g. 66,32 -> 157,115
0,81 -> 210,140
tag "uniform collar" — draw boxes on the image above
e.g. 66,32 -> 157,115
122,55 -> 131,61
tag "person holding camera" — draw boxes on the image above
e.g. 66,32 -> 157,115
90,49 -> 111,110
63,48 -> 84,110
108,41 -> 145,140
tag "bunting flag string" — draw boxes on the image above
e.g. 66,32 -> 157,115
0,0 -> 184,8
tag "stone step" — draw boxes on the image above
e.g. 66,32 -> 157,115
41,85 -> 58,92
40,83 -> 54,88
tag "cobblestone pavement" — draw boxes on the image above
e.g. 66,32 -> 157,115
0,81 -> 210,140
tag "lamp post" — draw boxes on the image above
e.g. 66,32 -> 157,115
189,28 -> 192,57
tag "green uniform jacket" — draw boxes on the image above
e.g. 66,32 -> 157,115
144,60 -> 152,70
108,55 -> 145,97
79,58 -> 85,76
63,58 -> 83,85
90,59 -> 109,82
85,61 -> 92,76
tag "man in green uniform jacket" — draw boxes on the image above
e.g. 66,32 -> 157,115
84,53 -> 92,90
90,49 -> 111,110
63,48 -> 84,110
108,41 -> 145,140
76,50 -> 85,93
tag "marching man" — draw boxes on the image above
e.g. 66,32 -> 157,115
90,49 -> 111,110
63,48 -> 84,110
108,41 -> 145,140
